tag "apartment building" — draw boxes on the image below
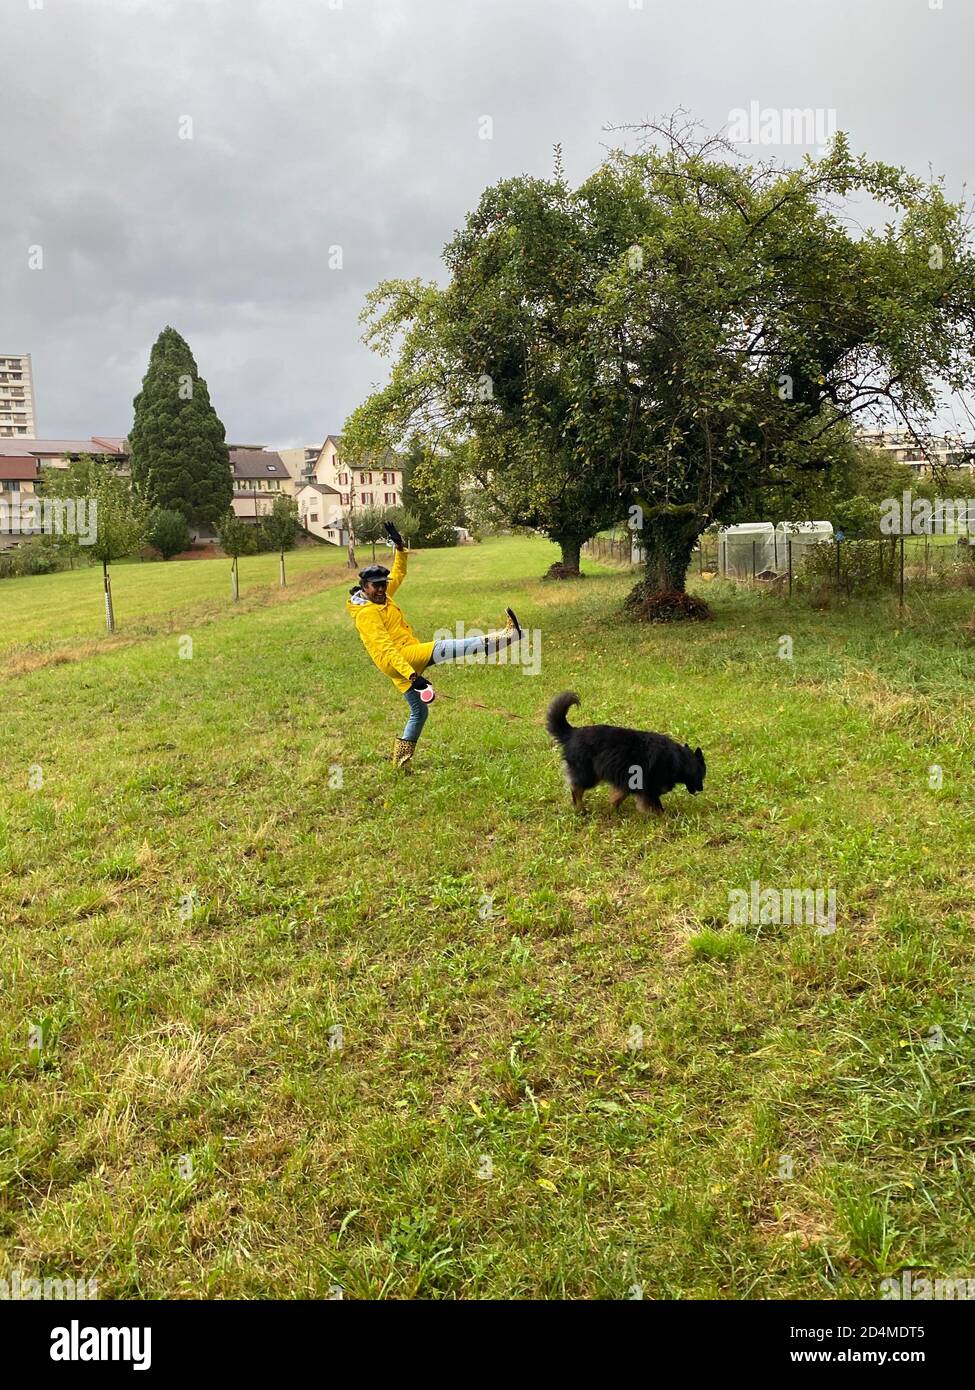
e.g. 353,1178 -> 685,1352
0,354 -> 37,437
858,427 -> 972,476
275,445 -> 321,489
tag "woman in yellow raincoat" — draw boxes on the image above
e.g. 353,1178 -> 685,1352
346,522 -> 521,770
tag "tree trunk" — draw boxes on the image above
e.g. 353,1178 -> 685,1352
544,534 -> 586,578
559,536 -> 582,573
623,519 -> 712,620
639,522 -> 699,593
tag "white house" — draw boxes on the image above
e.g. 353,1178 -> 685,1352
295,479 -> 343,543
290,435 -> 405,545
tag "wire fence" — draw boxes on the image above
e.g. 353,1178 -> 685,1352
583,534 -> 641,566
584,531 -> 975,612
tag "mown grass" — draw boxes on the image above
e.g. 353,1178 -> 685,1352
1,537 -> 973,1299
0,542 -> 348,656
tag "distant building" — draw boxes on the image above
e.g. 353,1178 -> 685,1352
291,435 -> 404,544
276,445 -> 321,488
0,451 -> 40,550
7,436 -> 128,472
230,449 -> 294,523
294,480 -> 343,543
0,354 -> 37,437
858,426 -> 972,476
0,438 -> 128,550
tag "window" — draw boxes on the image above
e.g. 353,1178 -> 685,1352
341,493 -> 349,506
361,492 -> 373,504
310,513 -> 319,523
339,472 -> 347,484
364,472 -> 372,483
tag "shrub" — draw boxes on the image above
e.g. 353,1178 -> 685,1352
0,537 -> 65,578
796,537 -> 898,598
146,508 -> 191,560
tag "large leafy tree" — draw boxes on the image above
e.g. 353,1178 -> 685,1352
129,326 -> 233,530
345,124 -> 975,604
342,163 -> 630,576
400,437 -> 462,548
578,122 -> 975,599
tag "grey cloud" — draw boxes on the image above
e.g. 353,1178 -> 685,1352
2,0 -> 972,444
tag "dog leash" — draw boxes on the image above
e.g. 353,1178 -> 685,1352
432,689 -> 532,722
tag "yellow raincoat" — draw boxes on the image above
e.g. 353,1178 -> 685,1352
346,548 -> 435,693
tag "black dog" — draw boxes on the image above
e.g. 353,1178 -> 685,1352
547,691 -> 706,813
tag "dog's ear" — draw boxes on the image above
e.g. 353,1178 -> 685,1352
694,746 -> 704,761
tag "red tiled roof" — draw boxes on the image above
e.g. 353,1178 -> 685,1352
0,458 -> 40,480
13,437 -> 127,456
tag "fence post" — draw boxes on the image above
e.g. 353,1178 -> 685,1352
835,538 -> 841,593
899,535 -> 905,616
787,538 -> 793,599
752,539 -> 757,581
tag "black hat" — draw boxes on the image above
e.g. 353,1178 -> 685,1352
358,563 -> 391,585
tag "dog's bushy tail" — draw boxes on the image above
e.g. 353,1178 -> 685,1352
546,691 -> 580,744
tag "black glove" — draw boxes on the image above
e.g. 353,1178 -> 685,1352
409,673 -> 430,691
384,520 -> 405,549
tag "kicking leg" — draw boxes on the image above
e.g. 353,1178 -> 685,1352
608,787 -> 628,811
636,793 -> 664,815
428,609 -> 522,667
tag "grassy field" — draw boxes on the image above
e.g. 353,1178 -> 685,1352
0,542 -> 349,658
2,536 -> 974,1299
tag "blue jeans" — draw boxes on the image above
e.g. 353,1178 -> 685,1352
400,635 -> 487,742
401,687 -> 429,742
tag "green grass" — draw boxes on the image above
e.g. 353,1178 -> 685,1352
2,537 -> 974,1299
0,542 -> 349,656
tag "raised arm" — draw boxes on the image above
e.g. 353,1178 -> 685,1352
386,543 -> 408,597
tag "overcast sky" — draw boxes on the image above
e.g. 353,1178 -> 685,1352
3,0 -> 973,446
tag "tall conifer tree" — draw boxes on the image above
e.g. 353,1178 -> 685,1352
130,327 -> 233,528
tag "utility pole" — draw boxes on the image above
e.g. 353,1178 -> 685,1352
345,451 -> 358,570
